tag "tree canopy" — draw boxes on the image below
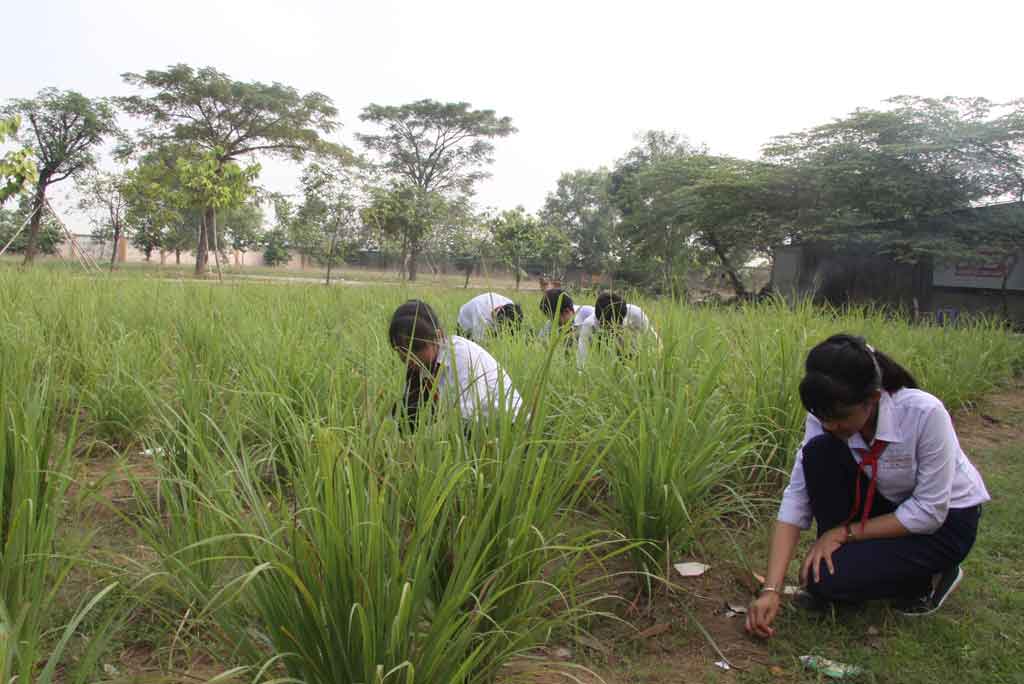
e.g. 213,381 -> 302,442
357,100 -> 515,280
119,65 -> 343,274
2,88 -> 118,263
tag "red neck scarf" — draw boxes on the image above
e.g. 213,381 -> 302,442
845,439 -> 889,533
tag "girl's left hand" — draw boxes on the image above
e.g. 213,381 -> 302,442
799,526 -> 848,586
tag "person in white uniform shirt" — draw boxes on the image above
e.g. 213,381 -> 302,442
389,299 -> 522,432
540,288 -> 589,342
576,292 -> 659,366
456,292 -> 523,341
747,334 -> 990,638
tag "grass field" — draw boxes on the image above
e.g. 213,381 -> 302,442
0,268 -> 1020,683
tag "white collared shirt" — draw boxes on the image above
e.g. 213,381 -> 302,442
573,305 -> 594,327
777,389 -> 990,534
436,335 -> 522,420
456,292 -> 514,340
576,304 -> 659,367
539,305 -> 594,338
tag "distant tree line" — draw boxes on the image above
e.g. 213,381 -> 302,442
3,69 -> 1023,294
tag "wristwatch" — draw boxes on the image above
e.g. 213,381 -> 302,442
845,523 -> 857,542
758,584 -> 779,596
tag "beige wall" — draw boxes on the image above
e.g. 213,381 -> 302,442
61,235 -> 310,270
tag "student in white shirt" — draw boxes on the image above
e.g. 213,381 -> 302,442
574,305 -> 595,327
538,288 -> 576,340
576,292 -> 659,366
389,300 -> 522,431
456,292 -> 523,341
746,334 -> 990,638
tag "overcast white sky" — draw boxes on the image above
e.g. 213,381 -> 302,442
4,0 -> 1024,228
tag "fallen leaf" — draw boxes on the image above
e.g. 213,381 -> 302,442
674,562 -> 710,577
726,601 -> 748,614
867,625 -> 880,636
769,665 -> 786,677
714,660 -> 731,671
631,622 -> 671,640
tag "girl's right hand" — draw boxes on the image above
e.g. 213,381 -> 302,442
746,592 -> 781,639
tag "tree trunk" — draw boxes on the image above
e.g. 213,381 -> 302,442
109,225 -> 121,272
706,234 -> 748,297
210,207 -> 223,282
325,230 -> 339,286
1001,254 -> 1018,322
175,249 -> 181,265
194,206 -> 213,276
463,265 -> 472,288
514,255 -> 521,290
21,186 -> 46,266
407,242 -> 419,282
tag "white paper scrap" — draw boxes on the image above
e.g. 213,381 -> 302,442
673,562 -> 711,577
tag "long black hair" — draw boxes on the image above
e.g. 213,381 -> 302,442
595,292 -> 627,326
799,334 -> 919,420
492,302 -> 523,333
388,300 -> 443,431
389,299 -> 443,355
540,289 -> 574,318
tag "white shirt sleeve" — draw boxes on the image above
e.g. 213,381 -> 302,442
576,319 -> 595,368
776,414 -> 825,529
894,404 -> 959,534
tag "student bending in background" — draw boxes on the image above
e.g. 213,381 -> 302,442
576,292 -> 659,367
389,300 -> 522,432
456,292 -> 523,341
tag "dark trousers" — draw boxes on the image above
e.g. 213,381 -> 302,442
801,433 -> 981,603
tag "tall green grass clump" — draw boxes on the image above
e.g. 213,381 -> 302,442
0,355 -> 119,684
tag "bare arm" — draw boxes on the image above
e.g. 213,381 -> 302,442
746,521 -> 801,638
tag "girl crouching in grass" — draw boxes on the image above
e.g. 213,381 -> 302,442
389,300 -> 522,432
747,334 -> 990,638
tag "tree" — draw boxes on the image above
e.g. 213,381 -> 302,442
263,196 -> 294,267
361,183 -> 448,280
123,146 -> 197,264
222,201 -> 264,264
763,96 -> 1024,238
295,157 -> 361,283
78,170 -> 131,271
0,116 -> 37,205
119,65 -> 342,275
357,100 -> 516,280
0,198 -> 63,256
621,154 -> 801,296
2,89 -> 118,264
760,97 -> 1024,311
534,222 -> 573,282
540,168 -> 617,273
175,148 -> 261,279
490,207 -> 542,290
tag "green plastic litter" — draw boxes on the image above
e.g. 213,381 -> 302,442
799,655 -> 864,678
